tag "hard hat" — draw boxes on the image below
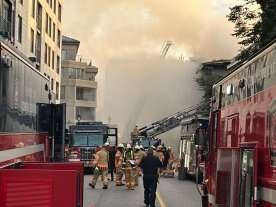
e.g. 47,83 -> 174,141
168,146 -> 172,150
104,142 -> 110,147
118,143 -> 124,148
126,143 -> 132,149
134,145 -> 140,150
139,145 -> 144,150
150,145 -> 156,150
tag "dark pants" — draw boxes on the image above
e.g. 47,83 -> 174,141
143,176 -> 158,207
109,168 -> 114,181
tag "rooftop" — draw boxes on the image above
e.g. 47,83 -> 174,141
62,35 -> 80,45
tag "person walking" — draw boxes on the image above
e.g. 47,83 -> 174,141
115,144 -> 124,186
90,142 -> 109,189
139,147 -> 163,207
108,146 -> 116,181
123,144 -> 135,190
167,146 -> 175,170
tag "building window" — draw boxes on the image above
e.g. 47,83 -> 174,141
76,87 -> 96,101
56,81 -> 59,100
57,29 -> 61,48
30,28 -> 34,53
58,3 -> 62,21
17,15 -> 22,43
36,32 -> 42,63
53,23 -> 56,41
45,13 -> 48,34
54,0 -> 57,14
56,55 -> 60,74
36,2 -> 42,31
52,51 -> 55,69
51,78 -> 54,91
44,44 -> 48,64
48,47 -> 51,67
20,0 -> 23,5
32,0 -> 35,18
76,107 -> 95,121
60,86 -> 65,99
49,17 -> 52,36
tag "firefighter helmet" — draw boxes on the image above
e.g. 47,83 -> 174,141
118,143 -> 124,148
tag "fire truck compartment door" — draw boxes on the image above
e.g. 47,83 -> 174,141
0,163 -> 82,207
239,148 -> 259,207
21,162 -> 83,207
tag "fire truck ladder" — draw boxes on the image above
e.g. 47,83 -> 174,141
138,103 -> 208,138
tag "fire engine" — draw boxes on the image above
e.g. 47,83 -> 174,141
201,39 -> 276,207
0,40 -> 83,207
178,117 -> 208,181
67,122 -> 118,170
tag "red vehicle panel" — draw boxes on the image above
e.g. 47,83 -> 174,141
205,39 -> 276,207
0,167 -> 80,207
0,133 -> 49,168
21,162 -> 84,207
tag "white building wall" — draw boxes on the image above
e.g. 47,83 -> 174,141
15,0 -> 63,103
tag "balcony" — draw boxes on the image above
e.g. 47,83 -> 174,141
0,18 -> 12,39
61,68 -> 97,82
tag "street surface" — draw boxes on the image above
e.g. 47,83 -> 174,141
83,175 -> 201,207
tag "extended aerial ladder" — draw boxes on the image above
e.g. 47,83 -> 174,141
137,103 -> 208,139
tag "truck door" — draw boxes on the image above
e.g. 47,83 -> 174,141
0,162 -> 83,207
239,147 -> 258,207
37,103 -> 66,162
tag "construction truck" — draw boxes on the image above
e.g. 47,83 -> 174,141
66,122 -> 118,171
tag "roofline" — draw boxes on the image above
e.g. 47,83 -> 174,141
213,38 -> 276,87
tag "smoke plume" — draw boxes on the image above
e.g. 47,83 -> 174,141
63,0 -> 238,142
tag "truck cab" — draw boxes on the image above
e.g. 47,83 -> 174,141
67,122 -> 118,170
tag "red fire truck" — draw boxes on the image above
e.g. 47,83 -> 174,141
202,39 -> 276,207
0,41 -> 83,207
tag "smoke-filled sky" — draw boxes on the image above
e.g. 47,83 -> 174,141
63,0 -> 239,140
63,0 -> 238,65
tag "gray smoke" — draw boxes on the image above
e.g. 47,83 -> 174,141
103,57 -> 202,141
63,0 -> 238,143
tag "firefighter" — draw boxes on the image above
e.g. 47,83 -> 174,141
167,146 -> 175,171
124,143 -> 134,161
136,145 -> 147,178
115,143 -> 124,186
134,145 -> 141,186
90,142 -> 109,189
123,144 -> 135,190
156,145 -> 165,163
132,125 -> 139,139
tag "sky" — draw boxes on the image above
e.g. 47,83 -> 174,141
63,0 -> 239,141
63,0 -> 238,65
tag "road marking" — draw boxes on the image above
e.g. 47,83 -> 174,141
156,191 -> 166,207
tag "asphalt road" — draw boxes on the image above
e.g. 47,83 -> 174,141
83,175 -> 201,207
